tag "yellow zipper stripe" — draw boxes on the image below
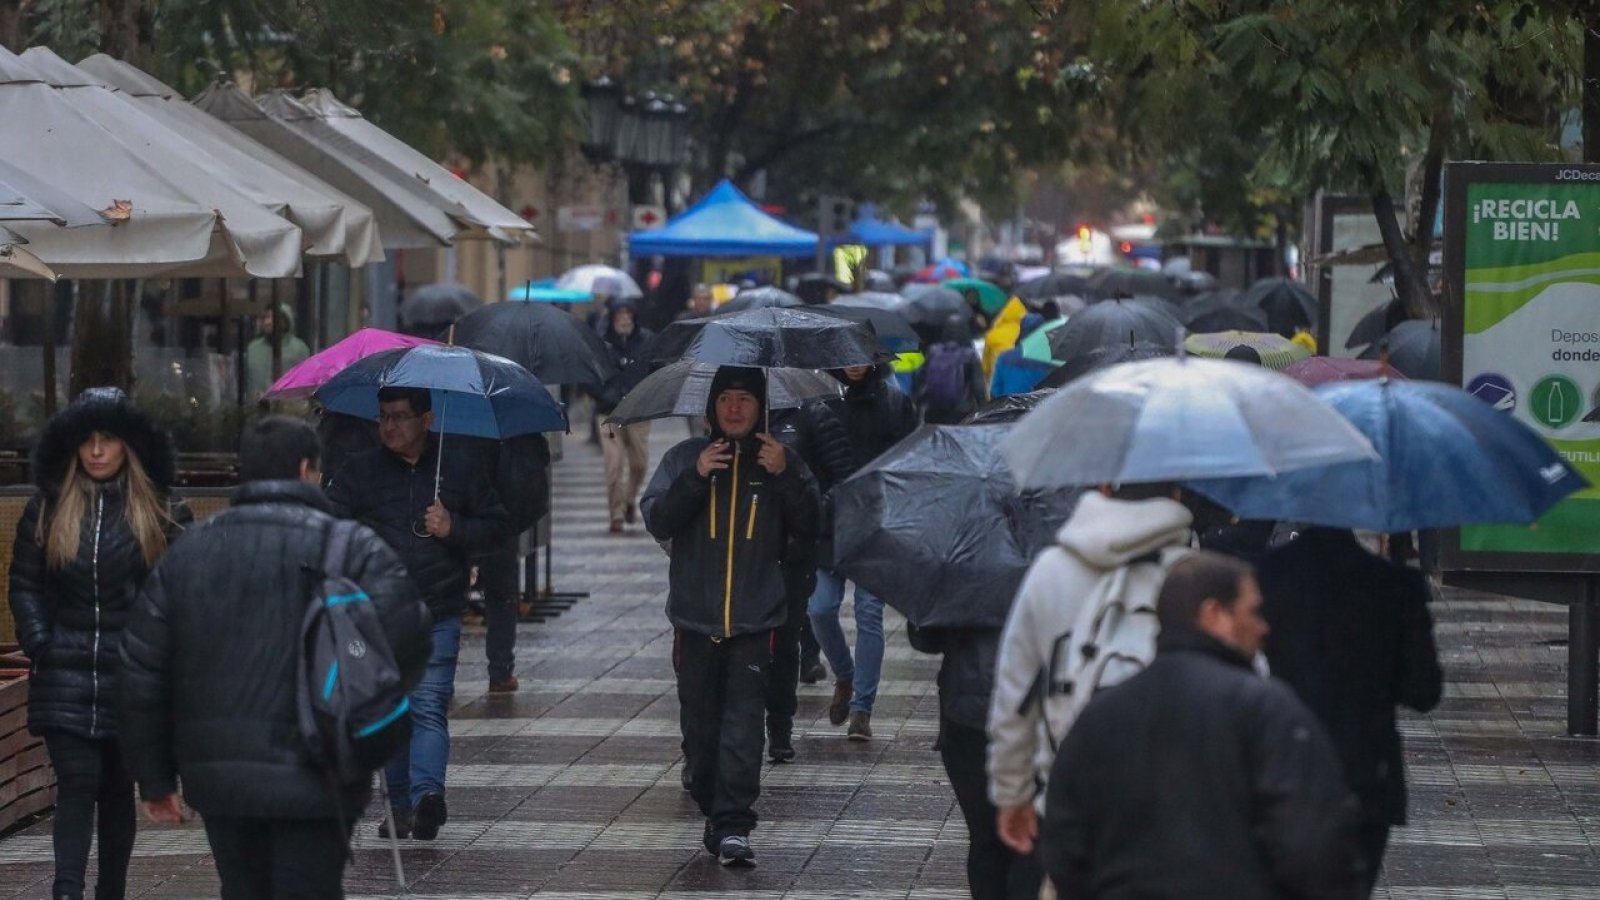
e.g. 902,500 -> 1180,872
709,478 -> 717,539
745,494 -> 758,540
724,445 -> 739,638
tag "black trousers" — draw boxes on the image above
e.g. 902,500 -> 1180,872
765,590 -> 812,723
42,732 -> 135,900
675,629 -> 771,837
478,537 -> 521,681
1358,819 -> 1392,896
938,718 -> 1043,900
203,815 -> 355,900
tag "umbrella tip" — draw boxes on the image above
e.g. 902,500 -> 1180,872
447,324 -> 456,347
1174,325 -> 1188,359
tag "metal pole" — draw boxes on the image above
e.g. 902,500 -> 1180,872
1567,580 -> 1600,736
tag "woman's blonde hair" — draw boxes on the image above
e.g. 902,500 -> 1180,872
39,442 -> 174,571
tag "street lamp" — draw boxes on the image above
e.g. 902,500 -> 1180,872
579,77 -> 620,164
639,94 -> 673,167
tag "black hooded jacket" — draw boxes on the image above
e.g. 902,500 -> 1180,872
595,302 -> 656,413
641,369 -> 821,637
805,366 -> 919,492
9,390 -> 189,739
119,480 -> 431,818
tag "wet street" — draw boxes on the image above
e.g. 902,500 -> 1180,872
1,427 -> 1600,898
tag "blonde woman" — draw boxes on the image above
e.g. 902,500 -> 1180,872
9,388 -> 188,900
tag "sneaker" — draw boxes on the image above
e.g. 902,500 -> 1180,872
411,792 -> 447,841
717,834 -> 756,868
625,502 -> 638,524
799,653 -> 827,685
767,718 -> 795,764
488,675 -> 519,694
828,680 -> 853,726
847,711 -> 872,742
609,520 -> 624,534
377,804 -> 411,840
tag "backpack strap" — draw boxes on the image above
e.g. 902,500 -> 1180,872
322,519 -> 359,578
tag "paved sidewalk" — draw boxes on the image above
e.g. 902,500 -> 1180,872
1,425 -> 1600,897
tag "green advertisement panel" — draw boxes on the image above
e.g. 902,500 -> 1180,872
1448,165 -> 1600,566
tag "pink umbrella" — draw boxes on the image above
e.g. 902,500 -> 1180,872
1281,356 -> 1407,388
264,328 -> 439,400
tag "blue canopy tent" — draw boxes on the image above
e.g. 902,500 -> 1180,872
628,180 -> 820,257
846,216 -> 932,248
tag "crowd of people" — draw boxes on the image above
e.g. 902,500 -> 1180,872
3,269 -> 1443,900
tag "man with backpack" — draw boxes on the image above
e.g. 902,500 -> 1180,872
120,417 -> 432,899
919,315 -> 987,424
986,484 -> 1192,859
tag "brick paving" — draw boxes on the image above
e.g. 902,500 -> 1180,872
1,425 -> 1599,897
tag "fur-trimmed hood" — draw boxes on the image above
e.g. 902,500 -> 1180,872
32,387 -> 176,497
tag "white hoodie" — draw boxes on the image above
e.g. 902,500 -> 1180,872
986,491 -> 1193,810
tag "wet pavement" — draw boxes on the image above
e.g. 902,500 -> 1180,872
2,424 -> 1600,898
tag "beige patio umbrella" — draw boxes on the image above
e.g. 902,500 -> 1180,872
0,229 -> 59,280
77,54 -> 384,267
17,46 -> 303,278
0,47 -> 239,277
0,156 -> 108,280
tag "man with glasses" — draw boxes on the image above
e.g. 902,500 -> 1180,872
326,387 -> 509,842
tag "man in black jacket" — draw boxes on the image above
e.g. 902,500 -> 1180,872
325,387 -> 509,841
598,300 -> 655,533
1041,551 -> 1362,900
641,367 -> 820,867
1257,528 -> 1443,893
120,417 -> 431,899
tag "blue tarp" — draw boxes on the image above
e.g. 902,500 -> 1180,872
628,180 -> 820,258
848,216 -> 931,248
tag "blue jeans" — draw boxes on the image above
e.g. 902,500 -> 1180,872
808,567 -> 884,714
386,616 -> 462,807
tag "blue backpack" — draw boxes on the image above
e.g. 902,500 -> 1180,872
296,520 -> 412,785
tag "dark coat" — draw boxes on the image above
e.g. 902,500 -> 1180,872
326,442 -> 509,620
640,433 -> 820,638
9,392 -> 186,739
806,367 -> 918,491
118,480 -> 431,818
1042,630 -> 1364,900
1257,528 -> 1443,826
907,624 -> 999,730
595,323 -> 655,413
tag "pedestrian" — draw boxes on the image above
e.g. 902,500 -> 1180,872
325,387 -> 509,841
245,305 -> 312,400
918,315 -> 987,425
640,367 -> 820,867
119,416 -> 431,900
987,485 -> 1191,859
597,299 -> 655,533
988,313 -> 1049,398
980,295 -> 1028,382
908,624 -> 1041,900
9,388 -> 189,900
473,434 -> 551,693
1040,551 -> 1363,899
1256,527 -> 1444,893
804,364 -> 918,740
679,284 -> 716,437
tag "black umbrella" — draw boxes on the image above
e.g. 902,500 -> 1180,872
1037,339 -> 1174,389
719,286 -> 803,313
901,283 -> 969,326
451,301 -> 618,389
1086,267 -> 1182,301
962,389 -> 1055,425
833,424 -> 1083,630
831,290 -> 910,313
604,361 -> 840,425
1182,291 -> 1267,334
647,307 -> 887,369
811,302 -> 919,352
1344,297 -> 1407,349
1358,319 -> 1440,380
1046,298 -> 1182,363
1014,270 -> 1093,302
1241,277 -> 1317,337
863,269 -> 896,292
795,273 -> 852,305
401,282 -> 481,330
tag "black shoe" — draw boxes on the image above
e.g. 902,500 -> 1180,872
767,718 -> 795,764
702,821 -> 718,854
829,680 -> 853,726
718,834 -> 756,868
377,804 -> 412,839
681,763 -> 693,792
411,792 -> 447,841
799,653 -> 826,685
847,710 -> 873,742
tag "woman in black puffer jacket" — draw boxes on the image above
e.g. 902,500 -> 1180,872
9,388 -> 189,900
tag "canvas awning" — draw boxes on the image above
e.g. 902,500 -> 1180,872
78,54 -> 383,267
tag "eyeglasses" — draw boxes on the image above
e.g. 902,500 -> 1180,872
378,412 -> 422,425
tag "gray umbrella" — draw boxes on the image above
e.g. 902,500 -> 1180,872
1046,298 -> 1182,363
718,286 -> 803,313
605,361 -> 840,425
1242,277 -> 1317,337
401,282 -> 482,330
1358,319 -> 1440,380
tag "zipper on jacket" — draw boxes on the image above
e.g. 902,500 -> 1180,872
745,494 -> 759,540
723,445 -> 740,638
89,492 -> 104,737
709,478 -> 717,539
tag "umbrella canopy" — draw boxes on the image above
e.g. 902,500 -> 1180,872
0,156 -> 104,227
648,307 -> 887,369
401,283 -> 481,330
831,291 -> 910,313
1282,357 -> 1405,388
1181,290 -> 1266,334
79,54 -> 382,266
605,361 -> 840,426
1046,298 -> 1182,363
627,180 -> 819,257
810,303 -> 918,352
451,300 -> 618,389
833,424 -> 1080,630
509,282 -> 591,303
914,258 -> 970,283
901,284 -> 970,329
0,228 -> 58,279
1344,297 -> 1408,350
1357,319 -> 1440,380
1183,330 -> 1313,371
556,264 -> 643,300
963,389 -> 1055,425
847,216 -> 932,248
1014,270 -> 1093,302
719,286 -> 803,313
1036,339 -> 1173,390
316,344 -> 566,439
1019,317 -> 1069,364
1189,380 -> 1586,532
264,328 -> 437,400
1242,277 -> 1317,337
1004,356 -> 1377,488
944,278 -> 1009,315
1086,267 -> 1182,301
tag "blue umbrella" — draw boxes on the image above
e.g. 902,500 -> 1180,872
1188,380 -> 1587,532
317,344 -> 567,440
509,280 -> 591,303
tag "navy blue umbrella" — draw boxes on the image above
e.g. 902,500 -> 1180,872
316,344 -> 567,440
1189,379 -> 1587,532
